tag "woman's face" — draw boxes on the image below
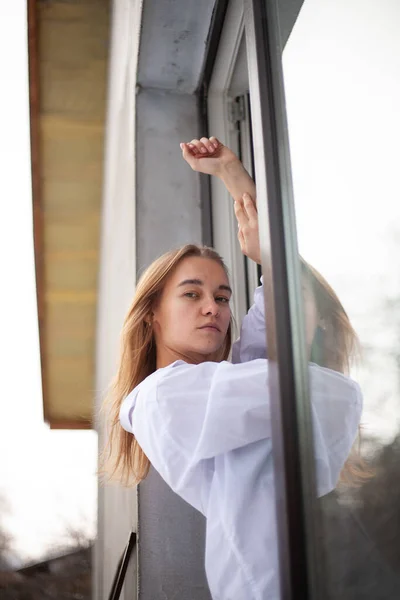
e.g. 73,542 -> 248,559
152,256 -> 232,366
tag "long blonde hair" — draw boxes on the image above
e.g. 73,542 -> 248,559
101,245 -> 232,486
301,258 -> 358,374
301,259 -> 370,485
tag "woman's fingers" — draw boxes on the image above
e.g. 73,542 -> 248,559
242,193 -> 257,221
188,138 -> 209,154
180,142 -> 197,164
180,142 -> 206,172
180,142 -> 191,155
187,144 -> 199,155
209,136 -> 220,149
180,142 -> 196,157
189,139 -> 205,154
237,227 -> 245,252
234,199 -> 248,229
180,136 -> 228,176
181,137 -> 219,155
200,137 -> 216,153
180,142 -> 190,158
234,194 -> 256,224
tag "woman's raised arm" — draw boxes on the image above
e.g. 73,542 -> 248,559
180,136 -> 257,206
181,137 -> 265,362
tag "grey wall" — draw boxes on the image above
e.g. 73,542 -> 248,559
136,90 -> 203,272
137,0 -> 217,93
138,469 -> 211,600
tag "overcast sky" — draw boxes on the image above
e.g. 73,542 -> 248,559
283,0 -> 400,443
0,2 -> 97,565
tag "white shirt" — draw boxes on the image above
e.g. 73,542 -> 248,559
120,284 -> 363,600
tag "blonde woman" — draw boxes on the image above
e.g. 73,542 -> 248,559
103,140 -> 362,599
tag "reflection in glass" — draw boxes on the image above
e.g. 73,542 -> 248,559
282,0 -> 400,596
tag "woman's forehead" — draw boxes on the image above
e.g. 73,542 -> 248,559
169,256 -> 229,286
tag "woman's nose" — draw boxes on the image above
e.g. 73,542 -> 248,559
202,298 -> 219,316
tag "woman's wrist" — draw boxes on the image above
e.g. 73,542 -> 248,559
218,158 -> 248,183
219,161 -> 257,207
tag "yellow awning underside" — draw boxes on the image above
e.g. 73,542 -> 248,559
35,1 -> 110,427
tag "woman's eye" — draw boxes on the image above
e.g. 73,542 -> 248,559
184,292 -> 198,299
216,296 -> 230,304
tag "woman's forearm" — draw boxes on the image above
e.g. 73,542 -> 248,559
218,160 -> 257,205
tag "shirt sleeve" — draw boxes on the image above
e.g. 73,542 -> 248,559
120,359 -> 362,503
127,359 -> 271,460
231,278 -> 267,364
121,359 -> 270,511
309,365 -> 363,495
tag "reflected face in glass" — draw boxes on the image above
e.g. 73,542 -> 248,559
152,256 -> 232,365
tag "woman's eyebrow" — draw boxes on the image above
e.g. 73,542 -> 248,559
177,279 -> 232,294
218,284 -> 232,294
177,278 -> 203,287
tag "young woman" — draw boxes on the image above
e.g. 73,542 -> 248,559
103,140 -> 362,600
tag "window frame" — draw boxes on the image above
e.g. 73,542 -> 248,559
207,0 -> 250,326
243,0 -> 320,598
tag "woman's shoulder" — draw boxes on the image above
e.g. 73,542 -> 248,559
119,360 -> 220,432
308,363 -> 362,403
309,362 -> 358,384
119,365 -> 178,432
120,361 -> 198,424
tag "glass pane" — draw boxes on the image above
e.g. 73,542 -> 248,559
280,0 -> 400,597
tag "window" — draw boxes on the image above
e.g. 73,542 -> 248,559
208,0 -> 259,329
245,0 -> 400,598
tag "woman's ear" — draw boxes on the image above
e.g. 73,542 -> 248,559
144,312 -> 154,325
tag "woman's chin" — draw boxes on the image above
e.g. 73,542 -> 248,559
199,345 -> 226,362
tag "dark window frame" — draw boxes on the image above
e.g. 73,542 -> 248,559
244,0 -> 321,598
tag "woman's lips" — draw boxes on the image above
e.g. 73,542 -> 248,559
199,325 -> 221,332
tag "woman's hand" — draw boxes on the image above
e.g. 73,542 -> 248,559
235,193 -> 261,265
181,136 -> 259,264
180,136 -> 241,178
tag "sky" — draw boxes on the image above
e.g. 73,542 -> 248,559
0,2 -> 97,566
283,0 -> 400,444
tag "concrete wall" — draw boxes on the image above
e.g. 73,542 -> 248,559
135,90 -> 203,270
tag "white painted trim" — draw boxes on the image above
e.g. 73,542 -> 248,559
208,0 -> 261,327
95,1 -> 144,599
240,95 -> 260,303
208,0 -> 247,328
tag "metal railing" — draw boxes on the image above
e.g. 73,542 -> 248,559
108,532 -> 137,600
